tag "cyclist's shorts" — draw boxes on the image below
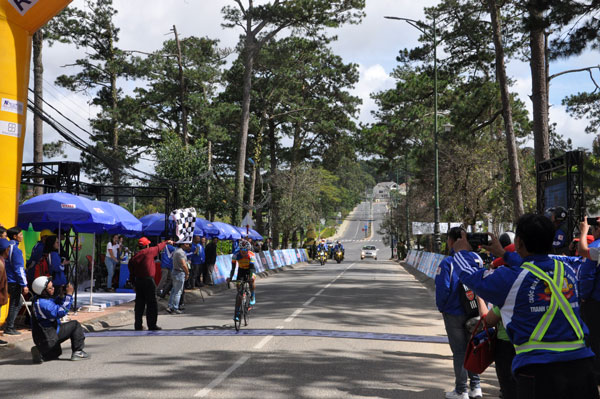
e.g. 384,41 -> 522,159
236,268 -> 255,282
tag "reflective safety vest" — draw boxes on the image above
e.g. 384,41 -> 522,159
515,260 -> 586,355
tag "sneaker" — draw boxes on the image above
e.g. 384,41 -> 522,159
71,350 -> 91,361
4,329 -> 21,336
172,309 -> 182,314
31,346 -> 43,364
61,316 -> 71,322
469,387 -> 483,398
148,326 -> 162,331
0,340 -> 7,347
166,308 -> 174,314
250,294 -> 256,306
134,326 -> 144,331
445,391 -> 468,399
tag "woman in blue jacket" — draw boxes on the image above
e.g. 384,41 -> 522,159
44,235 -> 68,296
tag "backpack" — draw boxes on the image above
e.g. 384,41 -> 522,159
459,283 -> 479,318
27,254 -> 51,290
450,258 -> 480,318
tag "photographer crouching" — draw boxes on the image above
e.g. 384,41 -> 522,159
30,277 -> 90,364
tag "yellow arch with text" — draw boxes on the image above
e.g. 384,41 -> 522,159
0,0 -> 71,324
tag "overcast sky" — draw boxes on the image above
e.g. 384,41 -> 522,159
25,0 -> 598,171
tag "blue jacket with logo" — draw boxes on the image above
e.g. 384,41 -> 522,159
190,243 -> 205,264
160,244 -> 176,270
48,252 -> 67,287
453,250 -> 594,372
33,294 -> 72,334
434,250 -> 484,315
6,240 -> 26,286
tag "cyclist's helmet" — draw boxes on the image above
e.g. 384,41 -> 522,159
239,240 -> 252,251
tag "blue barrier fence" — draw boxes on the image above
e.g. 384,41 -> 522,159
213,249 -> 309,284
405,249 -> 446,279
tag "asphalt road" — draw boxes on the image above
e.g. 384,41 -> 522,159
0,201 -> 500,399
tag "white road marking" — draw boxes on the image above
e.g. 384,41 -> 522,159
303,297 -> 315,306
194,355 -> 250,397
315,289 -> 324,296
285,308 -> 304,322
254,335 -> 274,349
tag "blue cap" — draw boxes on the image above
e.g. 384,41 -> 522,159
0,239 -> 10,252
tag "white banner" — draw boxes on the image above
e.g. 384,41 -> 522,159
411,222 -> 468,235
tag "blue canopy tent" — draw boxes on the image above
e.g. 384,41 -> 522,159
235,226 -> 263,241
92,201 -> 142,237
194,218 -> 220,238
139,213 -> 167,236
18,192 -> 116,232
212,221 -> 242,241
17,192 -> 123,310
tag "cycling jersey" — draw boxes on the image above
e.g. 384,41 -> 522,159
230,251 -> 256,281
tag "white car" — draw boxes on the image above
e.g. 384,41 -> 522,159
361,245 -> 378,260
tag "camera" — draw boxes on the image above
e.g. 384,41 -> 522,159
467,233 -> 490,248
587,217 -> 599,227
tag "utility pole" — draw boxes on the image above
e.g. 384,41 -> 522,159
172,25 -> 188,147
33,30 -> 44,196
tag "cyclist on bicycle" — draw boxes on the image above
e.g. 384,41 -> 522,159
226,240 -> 256,321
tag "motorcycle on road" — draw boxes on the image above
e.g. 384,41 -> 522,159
334,250 -> 344,264
318,250 -> 327,265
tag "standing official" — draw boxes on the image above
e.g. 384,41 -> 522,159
129,237 -> 173,331
3,227 -> 27,335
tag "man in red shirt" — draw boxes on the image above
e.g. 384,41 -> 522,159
129,237 -> 173,331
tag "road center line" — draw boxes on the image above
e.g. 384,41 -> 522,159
285,308 -> 304,322
303,297 -> 315,306
194,355 -> 250,398
315,289 -> 324,296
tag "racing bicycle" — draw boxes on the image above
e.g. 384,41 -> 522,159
228,275 -> 252,331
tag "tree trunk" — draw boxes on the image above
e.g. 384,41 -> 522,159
233,33 -> 256,226
282,230 -> 289,249
207,140 -> 213,221
173,25 -> 188,147
528,3 -> 550,166
268,119 -> 279,249
488,0 -> 524,221
33,30 -> 44,196
109,31 -> 120,204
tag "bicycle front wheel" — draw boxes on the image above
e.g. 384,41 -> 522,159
243,292 -> 250,327
234,295 -> 242,332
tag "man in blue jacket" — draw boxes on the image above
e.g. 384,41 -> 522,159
3,227 -> 28,335
156,241 -> 176,298
452,214 -> 598,399
30,276 -> 89,363
435,227 -> 482,399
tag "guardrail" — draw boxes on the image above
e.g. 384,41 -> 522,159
405,249 -> 447,279
213,249 -> 310,284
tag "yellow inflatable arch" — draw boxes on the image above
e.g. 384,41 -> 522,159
0,0 -> 72,227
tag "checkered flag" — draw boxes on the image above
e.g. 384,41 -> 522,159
170,208 -> 197,244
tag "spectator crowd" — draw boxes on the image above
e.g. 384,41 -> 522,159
435,208 -> 600,399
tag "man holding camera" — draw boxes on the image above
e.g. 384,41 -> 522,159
435,227 -> 483,399
452,214 -> 598,399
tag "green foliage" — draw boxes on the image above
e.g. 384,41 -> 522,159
154,132 -> 209,213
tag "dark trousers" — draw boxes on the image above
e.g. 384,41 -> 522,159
582,299 -> 600,383
4,283 -> 23,330
495,338 -> 517,399
41,320 -> 85,360
187,263 -> 201,288
202,263 -> 214,285
134,277 -> 158,329
515,357 -> 599,399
